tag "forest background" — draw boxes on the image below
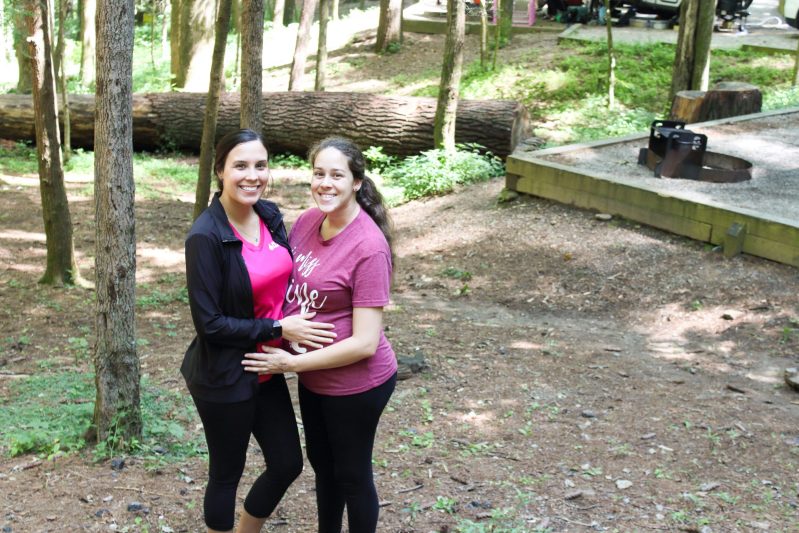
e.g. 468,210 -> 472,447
1,0 -> 799,531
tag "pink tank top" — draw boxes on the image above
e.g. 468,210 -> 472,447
231,218 -> 293,383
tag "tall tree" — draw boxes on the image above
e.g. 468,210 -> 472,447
170,0 -> 181,84
288,0 -> 318,90
79,0 -> 95,85
25,0 -> 82,286
433,0 -> 465,151
175,0 -> 215,90
55,0 -> 72,159
14,7 -> 33,93
194,0 -> 233,219
670,0 -> 715,99
271,0 -> 286,26
240,0 -> 264,130
498,0 -> 513,46
375,0 -> 401,53
603,0 -> 615,109
794,32 -> 799,86
92,0 -> 141,443
315,0 -> 329,90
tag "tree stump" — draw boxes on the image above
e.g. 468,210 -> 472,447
698,81 -> 762,122
670,90 -> 706,123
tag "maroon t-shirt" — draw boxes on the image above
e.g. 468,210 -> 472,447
283,208 -> 397,395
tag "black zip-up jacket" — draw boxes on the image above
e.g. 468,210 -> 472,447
181,193 -> 291,402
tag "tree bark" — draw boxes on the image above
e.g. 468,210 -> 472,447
0,92 -> 530,157
175,0 -> 215,90
25,0 -> 81,286
272,0 -> 285,25
670,0 -> 698,100
240,0 -> 264,130
670,0 -> 714,99
56,0 -> 72,158
170,0 -> 181,84
315,0 -> 329,91
195,0 -> 232,219
604,0 -> 615,109
692,0 -> 715,92
93,0 -> 141,445
434,0 -> 465,151
375,0 -> 402,53
79,0 -> 95,85
499,0 -> 513,46
288,0 -> 318,90
14,7 -> 34,93
698,81 -> 761,121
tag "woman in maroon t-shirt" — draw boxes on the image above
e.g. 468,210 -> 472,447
243,137 -> 398,533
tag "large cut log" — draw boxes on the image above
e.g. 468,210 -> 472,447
670,90 -> 706,123
0,92 -> 530,157
698,81 -> 761,122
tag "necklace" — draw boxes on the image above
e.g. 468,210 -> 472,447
230,220 -> 260,244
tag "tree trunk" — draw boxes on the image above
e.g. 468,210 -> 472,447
670,0 -> 698,100
175,0 -> 215,90
56,0 -> 72,158
315,0 -> 329,91
92,0 -> 141,446
331,0 -> 338,19
670,89 -> 705,123
240,0 -> 264,130
499,0 -> 513,46
670,0 -> 713,99
79,0 -> 95,85
492,0 -> 500,69
433,0 -> 465,151
288,0 -> 318,90
698,81 -> 762,121
14,7 -> 34,93
692,0 -> 715,92
25,0 -> 82,286
375,0 -> 401,53
170,0 -> 181,83
479,0 -> 487,68
195,0 -> 232,219
604,0 -> 615,109
0,92 -> 530,157
793,29 -> 799,86
273,0 -> 285,25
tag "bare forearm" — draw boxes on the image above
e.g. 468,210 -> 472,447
289,336 -> 377,373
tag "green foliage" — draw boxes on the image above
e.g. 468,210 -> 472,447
136,285 -> 189,309
133,153 -> 198,197
382,144 -> 505,201
364,146 -> 398,175
271,153 -> 310,169
0,372 -> 203,461
0,141 -> 38,175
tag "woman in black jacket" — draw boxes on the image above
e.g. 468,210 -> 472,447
182,129 -> 336,533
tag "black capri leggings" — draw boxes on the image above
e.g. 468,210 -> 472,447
192,375 -> 303,531
298,373 -> 397,533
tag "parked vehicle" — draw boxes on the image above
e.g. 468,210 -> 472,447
616,0 -> 753,27
780,0 -> 799,28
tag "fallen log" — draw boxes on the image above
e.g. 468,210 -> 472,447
0,92 -> 530,157
669,82 -> 762,124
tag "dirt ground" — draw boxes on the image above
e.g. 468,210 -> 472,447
2,30 -> 799,533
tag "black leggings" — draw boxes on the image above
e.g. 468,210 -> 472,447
298,373 -> 397,533
192,375 -> 303,531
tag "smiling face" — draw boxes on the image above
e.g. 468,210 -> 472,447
218,140 -> 269,209
311,146 -> 362,219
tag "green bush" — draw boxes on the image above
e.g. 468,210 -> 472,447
383,144 -> 505,201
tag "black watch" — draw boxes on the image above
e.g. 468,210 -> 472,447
273,319 -> 283,338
